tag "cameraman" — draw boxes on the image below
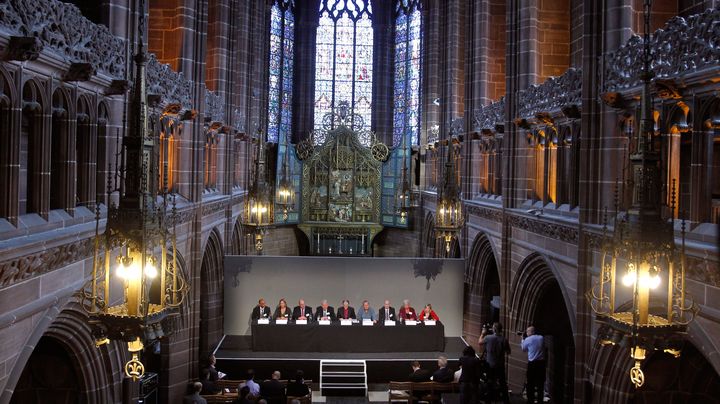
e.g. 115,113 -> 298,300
478,322 -> 510,404
521,326 -> 545,404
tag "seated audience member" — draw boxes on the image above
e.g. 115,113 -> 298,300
398,299 -> 417,321
205,354 -> 225,380
409,360 -> 432,382
260,371 -> 286,404
292,299 -> 313,321
419,303 -> 440,321
240,369 -> 260,397
336,299 -> 356,320
251,298 -> 272,320
183,382 -> 207,404
378,299 -> 396,322
274,298 -> 291,320
200,368 -> 220,395
232,386 -> 252,404
357,300 -> 378,323
431,356 -> 454,383
286,370 -> 311,397
315,299 -> 336,321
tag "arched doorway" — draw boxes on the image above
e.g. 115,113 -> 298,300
510,253 -> 575,403
7,304 -> 124,404
200,228 -> 224,358
10,336 -> 83,404
464,233 -> 501,349
634,342 -> 720,403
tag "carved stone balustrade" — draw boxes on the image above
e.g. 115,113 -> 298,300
604,8 -> 720,92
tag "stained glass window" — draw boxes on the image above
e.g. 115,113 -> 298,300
314,0 -> 373,132
393,0 -> 422,146
268,0 -> 295,143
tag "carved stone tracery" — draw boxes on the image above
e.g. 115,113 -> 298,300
604,8 -> 720,91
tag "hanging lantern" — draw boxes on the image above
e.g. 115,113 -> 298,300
434,137 -> 464,256
587,0 -> 698,388
80,0 -> 188,381
243,129 -> 274,253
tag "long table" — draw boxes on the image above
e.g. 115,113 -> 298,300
251,322 -> 445,352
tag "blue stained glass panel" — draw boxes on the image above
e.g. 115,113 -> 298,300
267,2 -> 294,143
393,2 -> 421,146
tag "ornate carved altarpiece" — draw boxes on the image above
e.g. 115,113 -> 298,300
294,103 -> 393,255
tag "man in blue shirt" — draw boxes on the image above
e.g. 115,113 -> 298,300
521,326 -> 546,404
357,300 -> 378,323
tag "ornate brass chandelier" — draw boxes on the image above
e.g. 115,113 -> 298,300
79,0 -> 188,381
587,0 -> 697,388
243,128 -> 274,253
275,133 -> 295,221
434,136 -> 463,256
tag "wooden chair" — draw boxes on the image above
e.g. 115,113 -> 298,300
216,379 -> 244,393
202,393 -> 237,403
388,381 -> 414,403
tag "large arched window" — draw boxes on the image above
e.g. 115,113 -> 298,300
267,0 -> 294,143
314,0 -> 373,131
393,0 -> 422,146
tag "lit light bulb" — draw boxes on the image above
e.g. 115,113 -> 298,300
622,271 -> 635,287
649,274 -> 661,289
117,261 -> 141,280
145,262 -> 158,279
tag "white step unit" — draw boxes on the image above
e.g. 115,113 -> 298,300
319,359 -> 368,397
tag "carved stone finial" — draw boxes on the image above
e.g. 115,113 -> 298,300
106,80 -> 130,96
6,36 -> 43,61
64,63 -> 95,82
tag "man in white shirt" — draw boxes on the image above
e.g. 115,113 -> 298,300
521,326 -> 546,404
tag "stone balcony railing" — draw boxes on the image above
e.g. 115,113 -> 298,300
604,7 -> 720,91
0,0 -> 225,122
517,67 -> 582,119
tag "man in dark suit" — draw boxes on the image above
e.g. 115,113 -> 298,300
315,299 -> 336,321
260,371 -> 285,404
409,361 -> 432,382
378,299 -> 396,322
431,356 -> 454,383
336,299 -> 356,320
251,298 -> 272,320
292,299 -> 313,321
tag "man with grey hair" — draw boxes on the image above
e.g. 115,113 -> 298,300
431,355 -> 454,383
398,299 -> 417,321
521,325 -> 546,404
183,381 -> 206,403
315,299 -> 335,321
378,299 -> 396,322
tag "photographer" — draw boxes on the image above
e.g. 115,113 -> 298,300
521,326 -> 545,404
478,322 -> 510,404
